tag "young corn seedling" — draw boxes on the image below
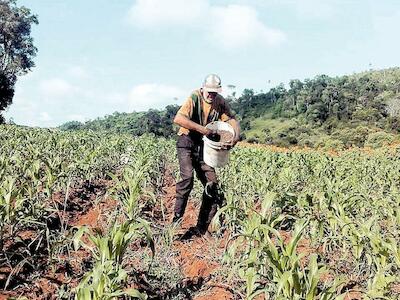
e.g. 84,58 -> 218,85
73,218 -> 154,299
228,219 -> 345,300
365,264 -> 397,299
0,177 -> 27,237
109,157 -> 155,220
74,219 -> 154,265
75,260 -> 147,300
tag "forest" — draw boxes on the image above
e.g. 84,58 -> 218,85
60,68 -> 400,149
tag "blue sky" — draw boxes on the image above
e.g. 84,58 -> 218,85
5,0 -> 400,127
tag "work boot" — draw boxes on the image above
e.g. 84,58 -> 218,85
179,226 -> 203,241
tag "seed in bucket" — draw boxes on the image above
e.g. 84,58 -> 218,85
207,130 -> 233,143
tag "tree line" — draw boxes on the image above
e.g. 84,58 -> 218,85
60,68 -> 400,148
228,68 -> 400,148
59,105 -> 180,138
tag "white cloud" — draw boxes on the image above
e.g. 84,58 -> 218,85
128,83 -> 185,112
128,0 -> 207,27
39,78 -> 75,98
209,5 -> 286,49
7,67 -> 187,127
127,0 -> 286,49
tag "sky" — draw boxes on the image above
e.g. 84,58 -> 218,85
4,0 -> 400,127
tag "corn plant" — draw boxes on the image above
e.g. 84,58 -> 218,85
74,260 -> 146,300
73,219 -> 154,299
74,220 -> 154,265
227,219 -> 345,299
365,265 -> 397,299
2,125 -> 400,298
110,164 -> 152,220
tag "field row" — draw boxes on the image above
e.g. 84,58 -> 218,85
0,125 -> 399,299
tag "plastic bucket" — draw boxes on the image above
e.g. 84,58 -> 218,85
203,121 -> 235,168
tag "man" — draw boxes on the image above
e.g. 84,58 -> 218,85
173,74 -> 240,237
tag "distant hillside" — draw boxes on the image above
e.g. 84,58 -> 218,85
60,67 -> 400,148
59,105 -> 180,138
232,67 -> 400,148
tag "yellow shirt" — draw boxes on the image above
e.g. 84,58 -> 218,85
177,89 -> 234,135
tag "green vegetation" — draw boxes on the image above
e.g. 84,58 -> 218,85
0,125 -> 170,298
1,126 -> 399,299
59,68 -> 400,148
234,68 -> 400,147
59,105 -> 180,138
219,145 -> 400,299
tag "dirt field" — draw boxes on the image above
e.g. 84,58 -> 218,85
0,162 -> 370,300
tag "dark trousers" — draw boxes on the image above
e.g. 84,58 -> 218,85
174,134 -> 222,231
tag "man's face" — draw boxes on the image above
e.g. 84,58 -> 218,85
203,90 -> 218,102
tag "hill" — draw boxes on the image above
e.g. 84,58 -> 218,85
233,67 -> 400,148
59,105 -> 180,138
60,67 -> 400,148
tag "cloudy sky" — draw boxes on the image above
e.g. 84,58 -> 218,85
5,0 -> 400,127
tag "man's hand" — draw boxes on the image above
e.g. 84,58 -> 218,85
221,133 -> 239,150
204,128 -> 217,136
223,119 -> 240,150
221,142 -> 232,150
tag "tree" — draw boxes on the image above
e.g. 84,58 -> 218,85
288,79 -> 303,106
0,0 -> 38,122
0,72 -> 14,122
59,120 -> 83,131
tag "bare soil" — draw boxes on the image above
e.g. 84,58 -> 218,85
147,164 -> 236,299
0,167 -> 397,299
0,179 -> 112,299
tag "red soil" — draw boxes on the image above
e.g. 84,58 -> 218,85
344,290 -> 362,300
194,286 -> 234,300
0,180 -> 112,298
158,166 -> 235,299
175,237 -> 219,279
2,164 -> 382,299
73,206 -> 100,226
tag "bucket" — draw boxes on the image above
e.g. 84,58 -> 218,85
203,121 -> 235,168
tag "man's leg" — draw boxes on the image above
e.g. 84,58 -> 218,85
194,162 -> 222,233
174,139 -> 194,221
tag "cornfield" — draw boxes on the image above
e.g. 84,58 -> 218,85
0,125 -> 399,299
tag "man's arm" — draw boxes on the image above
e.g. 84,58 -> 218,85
219,97 -> 240,144
174,113 -> 212,135
227,118 -> 240,143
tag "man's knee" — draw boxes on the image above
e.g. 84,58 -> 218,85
180,166 -> 194,182
201,164 -> 217,183
204,182 -> 224,206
